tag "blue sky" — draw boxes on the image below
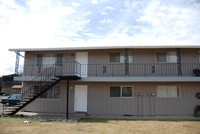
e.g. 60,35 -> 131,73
0,0 -> 200,76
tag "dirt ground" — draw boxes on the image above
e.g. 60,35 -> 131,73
0,117 -> 200,134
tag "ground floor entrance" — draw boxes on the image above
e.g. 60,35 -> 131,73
74,85 -> 88,112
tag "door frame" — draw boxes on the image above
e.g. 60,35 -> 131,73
74,85 -> 88,112
75,52 -> 88,77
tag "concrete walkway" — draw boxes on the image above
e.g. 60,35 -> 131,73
2,111 -> 81,122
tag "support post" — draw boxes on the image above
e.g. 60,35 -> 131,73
125,48 -> 129,76
15,51 -> 20,74
176,48 -> 182,76
66,80 -> 69,119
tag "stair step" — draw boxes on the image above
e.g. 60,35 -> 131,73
24,96 -> 33,99
20,101 -> 28,104
27,94 -> 36,97
51,77 -> 59,80
4,109 -> 16,112
3,74 -> 61,116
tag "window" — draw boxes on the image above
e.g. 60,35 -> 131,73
121,86 -> 133,97
36,54 -> 43,66
167,52 -> 177,63
110,86 -> 120,97
156,53 -> 167,62
156,52 -> 177,63
55,54 -> 63,66
110,86 -> 133,98
34,86 -> 60,99
157,85 -> 180,98
110,53 -> 120,62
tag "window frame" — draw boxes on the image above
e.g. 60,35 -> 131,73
36,54 -> 43,66
156,52 -> 167,63
110,85 -> 133,98
110,53 -> 120,63
121,86 -> 133,98
110,86 -> 121,97
34,86 -> 61,100
156,52 -> 177,63
156,85 -> 180,98
55,53 -> 63,66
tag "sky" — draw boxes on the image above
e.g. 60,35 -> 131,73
0,0 -> 200,76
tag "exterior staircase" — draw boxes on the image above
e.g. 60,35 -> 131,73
2,64 -> 62,115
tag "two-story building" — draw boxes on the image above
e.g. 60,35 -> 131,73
8,45 -> 200,118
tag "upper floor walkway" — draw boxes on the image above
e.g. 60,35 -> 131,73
15,61 -> 200,82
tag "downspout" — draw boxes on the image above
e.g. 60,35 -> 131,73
66,80 -> 69,119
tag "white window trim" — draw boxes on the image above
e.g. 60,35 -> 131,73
167,52 -> 177,63
121,86 -> 133,98
156,52 -> 177,63
110,53 -> 121,63
156,85 -> 180,98
110,85 -> 133,98
110,52 -> 133,63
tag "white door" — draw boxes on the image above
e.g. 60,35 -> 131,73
76,52 -> 88,77
74,85 -> 88,112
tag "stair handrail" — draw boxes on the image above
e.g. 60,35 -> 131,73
4,64 -> 61,99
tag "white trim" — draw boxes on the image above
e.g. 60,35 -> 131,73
76,52 -> 88,77
156,85 -> 180,98
109,85 -> 133,98
74,85 -> 88,112
121,86 -> 134,98
9,45 -> 200,52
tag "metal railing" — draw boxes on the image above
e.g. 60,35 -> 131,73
2,64 -> 62,115
84,63 -> 200,77
23,61 -> 81,77
21,62 -> 200,77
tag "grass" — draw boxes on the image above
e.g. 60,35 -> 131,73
0,117 -> 200,134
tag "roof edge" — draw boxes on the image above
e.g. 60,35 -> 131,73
9,45 -> 200,52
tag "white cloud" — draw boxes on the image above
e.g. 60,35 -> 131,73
99,19 -> 112,24
0,0 -> 200,76
0,0 -> 22,10
27,0 -> 51,11
101,6 -> 115,15
91,0 -> 98,4
134,0 -> 200,44
72,2 -> 81,8
90,0 -> 108,5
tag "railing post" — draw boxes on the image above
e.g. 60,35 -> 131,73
176,48 -> 182,76
96,64 -> 97,77
161,64 -> 162,76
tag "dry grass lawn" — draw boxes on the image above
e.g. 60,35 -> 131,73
0,117 -> 200,134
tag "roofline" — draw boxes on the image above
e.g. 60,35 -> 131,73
9,45 -> 200,52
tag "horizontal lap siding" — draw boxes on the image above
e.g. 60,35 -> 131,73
87,83 -> 137,115
87,83 -> 200,116
23,82 -> 74,114
155,84 -> 200,116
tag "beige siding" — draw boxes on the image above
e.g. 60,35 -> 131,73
20,48 -> 200,117
181,49 -> 199,63
24,48 -> 200,66
23,82 -> 75,114
23,48 -> 200,77
87,82 -> 200,116
23,82 -> 200,116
